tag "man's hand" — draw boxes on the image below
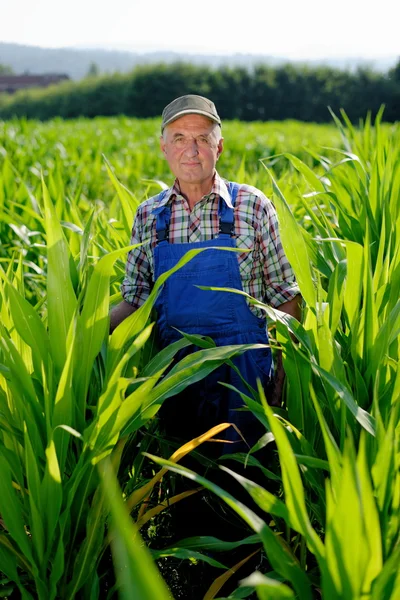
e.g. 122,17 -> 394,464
109,300 -> 136,333
266,353 -> 285,406
267,294 -> 302,406
276,294 -> 302,323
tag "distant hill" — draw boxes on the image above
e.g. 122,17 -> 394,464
0,42 -> 397,81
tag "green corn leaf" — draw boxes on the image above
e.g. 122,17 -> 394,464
172,329 -> 217,349
219,465 -> 290,522
286,347 -> 315,441
241,572 -> 295,599
344,241 -> 364,329
293,455 -> 329,471
98,322 -> 156,418
77,209 -> 95,277
4,280 -> 50,375
323,436 -> 371,600
41,440 -> 62,550
24,425 -> 45,566
150,547 -> 227,569
0,330 -> 45,454
140,336 -> 193,377
357,433 -> 383,594
258,385 -> 325,562
49,537 -> 65,600
103,155 -> 139,232
360,223 -> 379,380
371,408 -> 397,517
309,386 -> 342,493
0,456 -> 34,565
75,245 -> 141,410
53,330 -> 75,472
66,482 -> 108,599
94,363 -> 163,458
366,300 -> 400,384
0,541 -> 28,597
370,545 -> 400,600
327,259 -> 347,334
86,324 -> 158,458
0,329 -> 38,409
41,176 -> 77,376
219,452 -> 281,483
271,414 -> 326,498
98,458 -> 172,600
260,165 -> 316,309
372,209 -> 388,292
173,534 -> 260,552
282,153 -> 326,192
310,362 -> 376,436
217,381 -> 268,431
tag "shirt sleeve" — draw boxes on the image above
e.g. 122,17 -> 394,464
259,197 -> 301,308
120,204 -> 153,310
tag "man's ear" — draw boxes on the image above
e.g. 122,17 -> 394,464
217,137 -> 224,159
160,135 -> 167,156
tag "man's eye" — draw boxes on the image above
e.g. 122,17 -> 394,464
197,137 -> 209,145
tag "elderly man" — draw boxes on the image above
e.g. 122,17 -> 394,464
110,94 -> 301,453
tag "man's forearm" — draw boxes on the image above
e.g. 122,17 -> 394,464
109,300 -> 136,333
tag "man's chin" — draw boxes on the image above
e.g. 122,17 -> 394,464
179,171 -> 205,183
181,167 -> 203,176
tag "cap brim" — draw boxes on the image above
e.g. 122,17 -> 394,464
162,109 -> 221,131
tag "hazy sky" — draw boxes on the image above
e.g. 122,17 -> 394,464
2,0 -> 399,59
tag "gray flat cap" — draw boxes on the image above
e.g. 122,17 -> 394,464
161,95 -> 221,131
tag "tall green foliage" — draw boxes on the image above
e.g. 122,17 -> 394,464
0,176 -> 266,598
0,112 -> 398,599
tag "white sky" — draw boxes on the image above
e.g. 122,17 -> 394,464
1,0 -> 399,59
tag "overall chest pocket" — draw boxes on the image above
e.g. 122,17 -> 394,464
161,250 -> 239,331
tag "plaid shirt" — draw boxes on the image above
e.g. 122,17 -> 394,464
121,171 -> 300,317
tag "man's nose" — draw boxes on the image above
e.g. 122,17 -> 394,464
184,139 -> 199,156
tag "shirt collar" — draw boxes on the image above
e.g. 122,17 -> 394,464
158,171 -> 234,209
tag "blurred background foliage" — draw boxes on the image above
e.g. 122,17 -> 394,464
0,60 -> 399,122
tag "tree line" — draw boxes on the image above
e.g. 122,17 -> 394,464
0,61 -> 399,122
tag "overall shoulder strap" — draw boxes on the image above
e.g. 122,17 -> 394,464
219,181 -> 240,236
153,190 -> 171,244
228,181 -> 240,206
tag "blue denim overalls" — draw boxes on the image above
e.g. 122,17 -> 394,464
153,182 -> 272,455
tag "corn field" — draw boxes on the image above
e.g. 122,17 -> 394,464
0,110 -> 399,600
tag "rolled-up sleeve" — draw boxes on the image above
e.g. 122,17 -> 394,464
260,200 -> 301,308
121,205 -> 153,310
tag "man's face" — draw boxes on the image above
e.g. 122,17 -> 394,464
160,114 -> 223,188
